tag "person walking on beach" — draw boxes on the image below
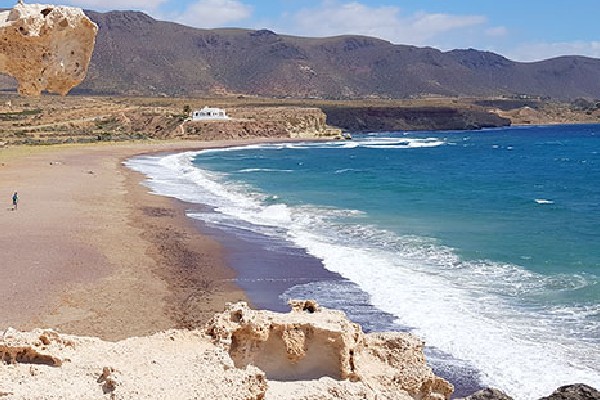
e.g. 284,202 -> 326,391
12,192 -> 18,210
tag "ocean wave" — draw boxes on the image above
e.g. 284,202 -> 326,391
334,168 -> 364,174
197,137 -> 446,153
237,168 -> 294,173
126,150 -> 600,399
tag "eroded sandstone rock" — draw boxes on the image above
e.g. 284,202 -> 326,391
0,328 -> 267,399
0,302 -> 455,399
206,300 -> 454,400
0,327 -> 66,367
3,303 -> 598,400
0,2 -> 97,96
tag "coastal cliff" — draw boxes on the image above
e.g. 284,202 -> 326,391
322,105 -> 511,132
0,301 -> 452,400
2,301 -> 596,399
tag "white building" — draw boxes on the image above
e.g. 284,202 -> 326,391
191,107 -> 231,121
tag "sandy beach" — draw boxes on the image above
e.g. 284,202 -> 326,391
0,139 -> 283,340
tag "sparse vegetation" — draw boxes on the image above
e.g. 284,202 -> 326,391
0,95 -> 598,147
0,108 -> 43,121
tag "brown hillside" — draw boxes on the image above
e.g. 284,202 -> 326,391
1,10 -> 600,100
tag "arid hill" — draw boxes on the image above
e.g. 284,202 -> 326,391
0,10 -> 586,100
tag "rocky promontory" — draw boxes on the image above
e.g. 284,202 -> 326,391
176,107 -> 342,141
322,105 -> 511,132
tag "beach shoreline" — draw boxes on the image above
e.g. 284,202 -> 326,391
0,137 -> 484,394
0,139 -> 300,340
126,140 -> 485,397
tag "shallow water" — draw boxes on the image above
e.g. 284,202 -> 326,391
126,125 -> 600,399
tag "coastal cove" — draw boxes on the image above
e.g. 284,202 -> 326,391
1,1 -> 599,398
126,125 -> 600,399
1,128 -> 598,399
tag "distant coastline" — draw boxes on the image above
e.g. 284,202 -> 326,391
1,95 -> 599,149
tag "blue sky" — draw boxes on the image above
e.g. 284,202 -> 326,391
4,0 -> 600,61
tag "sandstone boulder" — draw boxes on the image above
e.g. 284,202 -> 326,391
0,2 -> 97,96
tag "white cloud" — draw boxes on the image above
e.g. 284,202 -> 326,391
169,0 -> 253,28
60,0 -> 167,11
508,41 -> 600,62
485,26 -> 508,37
277,1 -> 486,46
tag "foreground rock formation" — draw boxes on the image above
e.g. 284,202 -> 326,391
0,2 -> 97,96
207,300 -> 452,400
1,301 -> 598,399
0,301 -> 452,400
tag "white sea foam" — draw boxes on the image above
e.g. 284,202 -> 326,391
535,198 -> 555,204
196,137 -> 446,153
126,148 -> 600,400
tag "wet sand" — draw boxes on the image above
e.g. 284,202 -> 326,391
0,140 -> 281,340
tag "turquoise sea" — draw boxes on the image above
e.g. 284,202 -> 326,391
127,124 -> 600,399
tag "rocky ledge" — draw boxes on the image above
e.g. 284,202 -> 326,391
0,301 -> 451,400
0,2 -> 97,96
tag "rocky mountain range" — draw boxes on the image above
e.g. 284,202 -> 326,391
2,10 -> 600,100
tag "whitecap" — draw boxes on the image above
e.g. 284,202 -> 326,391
334,168 -> 362,174
238,168 -> 294,173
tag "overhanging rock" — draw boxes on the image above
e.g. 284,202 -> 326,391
0,2 -> 97,96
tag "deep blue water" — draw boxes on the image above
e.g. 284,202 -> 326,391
127,124 -> 600,399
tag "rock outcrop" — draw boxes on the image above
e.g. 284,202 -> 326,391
0,2 -> 97,96
457,388 -> 514,400
0,301 -> 452,400
458,385 -> 600,400
539,384 -> 600,400
322,106 -> 511,132
206,300 -> 453,400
